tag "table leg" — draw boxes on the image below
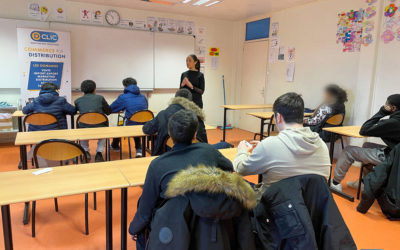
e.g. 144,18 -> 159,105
260,118 -> 265,141
222,108 -> 227,142
20,144 -> 30,225
1,205 -> 13,250
106,190 -> 113,250
121,188 -> 128,250
328,133 -> 355,202
119,138 -> 123,160
141,136 -> 146,157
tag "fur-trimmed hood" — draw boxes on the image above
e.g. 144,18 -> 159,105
169,97 -> 205,121
166,166 -> 257,216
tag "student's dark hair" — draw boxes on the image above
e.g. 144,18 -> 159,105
168,110 -> 198,144
273,92 -> 305,124
387,94 -> 400,109
122,77 -> 137,87
81,80 -> 96,94
325,84 -> 348,104
175,89 -> 193,101
41,82 -> 59,91
189,54 -> 201,71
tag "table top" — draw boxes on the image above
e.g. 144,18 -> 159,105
0,164 -> 129,206
247,112 -> 312,119
221,104 -> 273,110
12,110 -> 24,117
322,126 -> 364,138
118,148 -> 238,186
15,125 -> 146,145
205,124 -> 216,130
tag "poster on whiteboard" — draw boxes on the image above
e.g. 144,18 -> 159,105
17,28 -> 71,106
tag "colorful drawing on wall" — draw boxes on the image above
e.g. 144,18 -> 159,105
362,34 -> 374,45
385,4 -> 398,17
382,29 -> 395,43
365,6 -> 377,19
363,20 -> 375,33
366,0 -> 377,5
336,9 -> 365,52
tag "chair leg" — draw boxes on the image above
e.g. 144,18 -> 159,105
32,201 -> 36,237
128,137 -> 132,159
93,192 -> 97,210
357,165 -> 364,200
85,194 -> 89,235
54,198 -> 58,212
340,136 -> 344,149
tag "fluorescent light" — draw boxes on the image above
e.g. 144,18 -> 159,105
192,0 -> 211,6
182,0 -> 192,3
205,0 -> 220,6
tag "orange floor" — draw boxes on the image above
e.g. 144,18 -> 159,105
0,128 -> 399,250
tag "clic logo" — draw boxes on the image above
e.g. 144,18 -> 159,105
30,31 -> 58,43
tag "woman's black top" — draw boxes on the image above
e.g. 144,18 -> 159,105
180,70 -> 205,108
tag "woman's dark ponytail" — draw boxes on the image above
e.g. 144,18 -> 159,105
189,54 -> 201,71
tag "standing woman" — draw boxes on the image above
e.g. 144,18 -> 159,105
180,54 -> 205,108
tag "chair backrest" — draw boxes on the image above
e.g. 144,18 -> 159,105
325,113 -> 345,126
23,112 -> 60,132
129,110 -> 154,123
33,139 -> 88,167
76,112 -> 109,128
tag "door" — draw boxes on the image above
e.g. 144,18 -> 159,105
238,40 -> 269,132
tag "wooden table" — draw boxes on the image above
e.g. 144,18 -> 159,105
15,125 -> 148,225
322,125 -> 364,202
221,104 -> 273,142
0,163 -> 130,250
247,112 -> 312,140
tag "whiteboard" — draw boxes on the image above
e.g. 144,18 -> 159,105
50,22 -> 154,90
154,32 -> 195,89
0,18 -> 49,88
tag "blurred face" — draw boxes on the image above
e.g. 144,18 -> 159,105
186,56 -> 196,70
384,100 -> 398,113
323,90 -> 335,104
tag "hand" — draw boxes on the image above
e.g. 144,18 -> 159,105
130,234 -> 137,241
238,140 -> 252,152
249,140 -> 260,147
380,105 -> 392,115
185,78 -> 194,89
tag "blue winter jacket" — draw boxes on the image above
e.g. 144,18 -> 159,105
110,85 -> 148,125
22,90 -> 76,131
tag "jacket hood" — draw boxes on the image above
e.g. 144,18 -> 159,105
169,97 -> 205,121
124,84 -> 140,95
166,166 -> 256,219
278,127 -> 323,155
37,90 -> 59,104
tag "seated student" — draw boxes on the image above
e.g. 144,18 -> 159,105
22,82 -> 76,130
110,77 -> 148,157
331,94 -> 400,192
74,80 -> 112,162
22,82 -> 76,167
142,89 -> 207,155
129,110 -> 233,250
304,84 -> 348,141
233,92 -> 331,199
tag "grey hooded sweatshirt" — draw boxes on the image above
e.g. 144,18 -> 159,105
234,127 -> 330,196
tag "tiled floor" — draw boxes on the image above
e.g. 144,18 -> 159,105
0,128 -> 398,249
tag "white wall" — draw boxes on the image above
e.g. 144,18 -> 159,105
235,0 -> 392,145
0,0 -> 240,126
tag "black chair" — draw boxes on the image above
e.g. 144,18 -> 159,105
32,139 -> 90,237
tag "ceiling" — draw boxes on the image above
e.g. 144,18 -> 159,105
67,0 -> 318,21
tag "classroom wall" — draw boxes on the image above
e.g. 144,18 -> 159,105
0,0 -> 241,127
237,0 -> 391,147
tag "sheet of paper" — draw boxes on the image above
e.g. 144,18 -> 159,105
278,46 -> 285,61
32,168 -> 53,176
270,37 -> 280,49
28,2 -> 41,20
92,10 -> 103,25
271,22 -> 279,37
286,62 -> 295,82
269,48 -> 277,63
287,47 -> 296,62
211,57 -> 219,70
53,6 -> 67,22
